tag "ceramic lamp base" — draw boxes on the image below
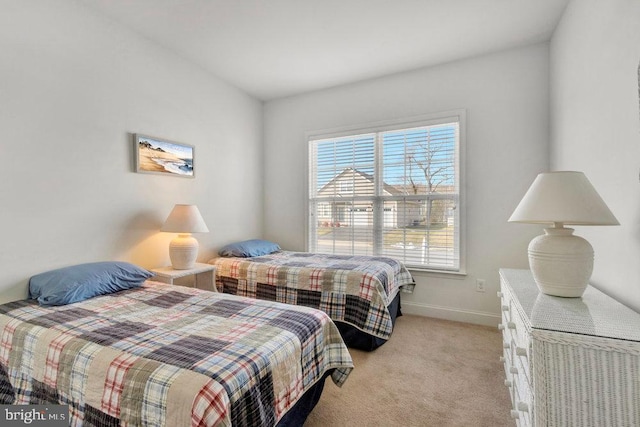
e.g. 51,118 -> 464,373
169,233 -> 199,269
528,227 -> 593,298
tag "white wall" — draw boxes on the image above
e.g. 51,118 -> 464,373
550,0 -> 640,311
264,44 -> 550,325
0,0 -> 263,303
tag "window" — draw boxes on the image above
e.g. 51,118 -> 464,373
307,112 -> 464,272
339,180 -> 354,194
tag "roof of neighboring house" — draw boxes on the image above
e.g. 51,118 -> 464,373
317,167 -> 404,196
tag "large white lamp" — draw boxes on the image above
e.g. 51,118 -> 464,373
161,204 -> 209,269
509,171 -> 619,297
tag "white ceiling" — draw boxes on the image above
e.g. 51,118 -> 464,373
79,0 -> 569,101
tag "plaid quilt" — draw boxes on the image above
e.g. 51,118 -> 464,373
0,282 -> 353,426
212,251 -> 414,340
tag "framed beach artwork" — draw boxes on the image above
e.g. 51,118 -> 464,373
134,134 -> 194,178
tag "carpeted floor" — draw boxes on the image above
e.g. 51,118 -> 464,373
305,315 -> 513,426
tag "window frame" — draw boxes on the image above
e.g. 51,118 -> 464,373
305,110 -> 467,275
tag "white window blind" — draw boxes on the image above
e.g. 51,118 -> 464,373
308,114 -> 462,271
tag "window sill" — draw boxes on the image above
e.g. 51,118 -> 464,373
407,267 -> 467,280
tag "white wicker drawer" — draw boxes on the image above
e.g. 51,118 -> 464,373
498,289 -> 516,344
513,344 -> 531,386
510,314 -> 532,383
513,382 -> 533,427
500,345 -> 511,381
508,302 -> 530,351
512,365 -> 533,422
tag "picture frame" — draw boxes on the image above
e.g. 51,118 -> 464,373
134,134 -> 195,178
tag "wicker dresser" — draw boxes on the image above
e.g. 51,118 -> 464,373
498,268 -> 640,427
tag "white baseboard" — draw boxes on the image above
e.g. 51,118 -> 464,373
401,301 -> 500,327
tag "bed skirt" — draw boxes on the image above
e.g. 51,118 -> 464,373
277,370 -> 331,426
334,292 -> 402,351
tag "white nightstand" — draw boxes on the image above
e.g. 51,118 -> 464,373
150,263 -> 217,292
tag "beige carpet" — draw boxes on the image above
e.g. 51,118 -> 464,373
305,315 -> 513,426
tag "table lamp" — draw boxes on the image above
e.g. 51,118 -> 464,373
161,204 -> 209,269
508,171 -> 618,297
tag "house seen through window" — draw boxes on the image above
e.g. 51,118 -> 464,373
307,112 -> 463,272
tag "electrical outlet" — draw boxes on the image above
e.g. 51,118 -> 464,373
476,279 -> 486,293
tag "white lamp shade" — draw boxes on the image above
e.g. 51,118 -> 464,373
508,171 -> 619,226
161,204 -> 209,233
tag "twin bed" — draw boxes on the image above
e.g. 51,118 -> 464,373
0,245 -> 414,425
211,248 -> 414,351
0,276 -> 352,426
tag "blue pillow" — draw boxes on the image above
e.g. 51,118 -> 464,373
218,239 -> 281,257
29,262 -> 153,306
